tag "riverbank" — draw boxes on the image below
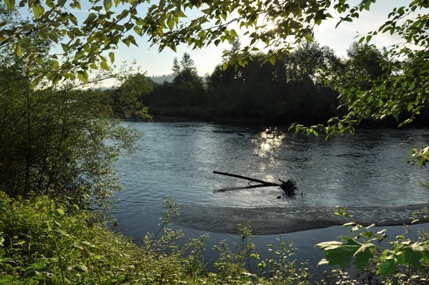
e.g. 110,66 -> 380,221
144,114 -> 429,129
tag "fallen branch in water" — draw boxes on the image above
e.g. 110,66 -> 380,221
213,171 -> 297,197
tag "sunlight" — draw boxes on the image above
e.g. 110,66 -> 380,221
259,17 -> 278,32
254,127 -> 286,157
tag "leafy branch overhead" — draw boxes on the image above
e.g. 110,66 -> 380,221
1,0 -> 426,79
2,0 -> 428,135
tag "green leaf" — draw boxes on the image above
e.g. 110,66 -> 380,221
70,15 -> 78,25
176,9 -> 186,18
343,222 -> 357,227
134,25 -> 142,35
48,32 -> 59,43
32,5 -> 45,18
81,241 -> 96,249
55,208 -> 65,216
109,52 -> 115,63
84,13 -> 97,24
305,33 -> 313,42
316,237 -> 362,269
77,70 -> 89,82
74,264 -> 88,273
38,28 -> 49,40
167,17 -> 174,30
14,44 -> 22,57
104,0 -> 112,11
0,276 -> 14,283
71,0 -> 81,9
354,243 -> 375,272
24,260 -> 47,277
61,43 -> 70,52
3,0 -> 15,10
316,241 -> 354,268
378,256 -> 396,277
230,29 -> 238,38
100,60 -> 110,71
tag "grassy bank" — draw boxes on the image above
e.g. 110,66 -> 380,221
0,193 -> 311,284
3,192 -> 429,284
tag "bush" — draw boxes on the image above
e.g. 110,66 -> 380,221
0,192 -> 312,284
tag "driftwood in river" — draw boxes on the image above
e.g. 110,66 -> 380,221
213,171 -> 297,197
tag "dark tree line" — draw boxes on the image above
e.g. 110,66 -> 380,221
109,40 -> 429,126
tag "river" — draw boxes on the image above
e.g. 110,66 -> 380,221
111,121 -> 429,279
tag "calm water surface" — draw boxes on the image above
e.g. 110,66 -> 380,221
113,121 -> 428,211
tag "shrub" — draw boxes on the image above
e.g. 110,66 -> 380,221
0,192 -> 312,284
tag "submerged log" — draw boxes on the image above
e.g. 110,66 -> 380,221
213,171 -> 297,197
213,171 -> 279,187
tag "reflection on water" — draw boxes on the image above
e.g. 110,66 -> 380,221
254,127 -> 286,157
113,122 -> 428,212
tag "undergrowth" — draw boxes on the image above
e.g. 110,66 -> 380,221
5,191 -> 428,284
0,192 -> 311,284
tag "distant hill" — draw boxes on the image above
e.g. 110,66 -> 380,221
150,74 -> 174,84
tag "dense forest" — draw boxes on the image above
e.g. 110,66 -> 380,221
107,39 -> 429,127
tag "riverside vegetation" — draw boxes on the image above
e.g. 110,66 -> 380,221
0,193 -> 315,284
1,0 -> 429,284
3,191 -> 429,284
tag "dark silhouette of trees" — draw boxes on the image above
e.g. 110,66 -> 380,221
112,41 -> 428,128
142,53 -> 208,117
107,73 -> 155,119
205,41 -> 339,124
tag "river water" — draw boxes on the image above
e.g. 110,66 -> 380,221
113,121 -> 428,208
111,121 -> 429,279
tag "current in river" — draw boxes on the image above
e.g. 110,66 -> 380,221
113,121 -> 428,211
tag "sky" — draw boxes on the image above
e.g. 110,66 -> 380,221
32,0 -> 419,83
109,0 -> 412,78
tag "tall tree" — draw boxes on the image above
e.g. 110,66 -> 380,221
0,7 -> 138,208
173,53 -> 201,86
171,53 -> 206,107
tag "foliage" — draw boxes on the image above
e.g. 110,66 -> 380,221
0,192 -> 311,284
0,0 -> 427,134
205,41 -> 339,123
0,8 -> 139,210
0,0 -> 328,79
1,0 -> 424,83
144,53 -> 208,118
107,72 -> 155,120
2,0 -> 427,130
287,1 -> 429,136
316,206 -> 429,285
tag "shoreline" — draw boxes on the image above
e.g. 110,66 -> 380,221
129,115 -> 429,129
172,203 -> 429,235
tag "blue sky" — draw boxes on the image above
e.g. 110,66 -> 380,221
110,0 -> 411,78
